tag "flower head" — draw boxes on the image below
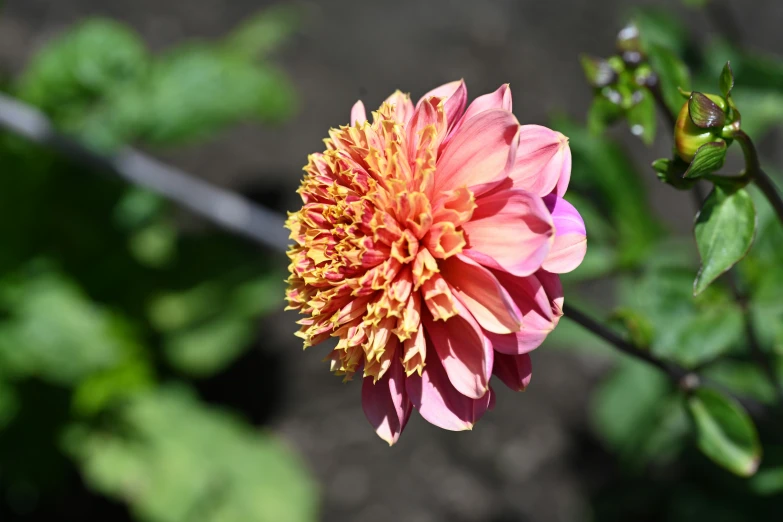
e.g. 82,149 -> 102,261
286,81 -> 586,444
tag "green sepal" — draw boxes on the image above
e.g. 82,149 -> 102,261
651,157 -> 695,190
683,141 -> 728,179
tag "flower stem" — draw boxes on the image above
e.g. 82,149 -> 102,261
733,130 -> 783,225
563,303 -> 695,387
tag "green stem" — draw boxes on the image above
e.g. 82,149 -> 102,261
726,272 -> 783,405
563,304 -> 696,388
733,130 -> 783,225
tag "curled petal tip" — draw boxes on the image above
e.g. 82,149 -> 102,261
351,100 -> 367,125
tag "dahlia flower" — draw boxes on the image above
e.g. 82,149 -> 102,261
286,81 -> 586,444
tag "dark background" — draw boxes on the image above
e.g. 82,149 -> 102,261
1,1 -> 781,521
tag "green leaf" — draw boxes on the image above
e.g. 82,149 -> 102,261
687,387 -> 761,476
704,40 -> 783,93
72,343 -> 154,416
63,387 -> 317,522
0,269 -> 129,384
128,47 -> 297,144
688,92 -> 726,129
151,274 -> 284,376
224,5 -> 301,60
694,185 -> 756,294
683,141 -> 727,179
626,88 -> 657,145
750,447 -> 783,496
703,360 -> 778,405
16,19 -> 148,120
113,188 -> 166,230
652,301 -> 743,367
128,221 -> 177,268
646,43 -> 692,115
720,62 -> 735,99
618,251 -> 744,367
164,317 -> 254,377
591,360 -> 687,468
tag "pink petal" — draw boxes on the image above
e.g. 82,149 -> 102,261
542,196 -> 587,274
462,189 -> 554,277
407,96 -> 447,156
508,125 -> 571,197
555,142 -> 572,197
488,270 -> 564,354
416,80 -> 467,130
351,100 -> 367,125
406,350 -> 492,431
423,302 -> 493,399
434,109 -> 520,197
493,353 -> 532,391
444,84 -> 513,147
461,84 -> 513,122
362,357 -> 413,445
383,91 -> 415,124
441,254 -> 523,334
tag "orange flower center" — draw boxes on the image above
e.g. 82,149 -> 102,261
286,98 -> 477,381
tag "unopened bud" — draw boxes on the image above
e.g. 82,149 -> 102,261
674,93 -> 729,162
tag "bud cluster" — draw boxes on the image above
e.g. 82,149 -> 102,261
580,23 -> 661,143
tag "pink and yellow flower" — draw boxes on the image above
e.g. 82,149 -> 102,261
286,81 -> 586,444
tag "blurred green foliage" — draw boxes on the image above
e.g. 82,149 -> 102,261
0,2 -> 782,521
18,17 -> 296,151
64,387 -> 315,522
0,7 -> 316,521
566,4 -> 783,519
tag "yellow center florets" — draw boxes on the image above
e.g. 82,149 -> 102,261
285,96 -> 477,381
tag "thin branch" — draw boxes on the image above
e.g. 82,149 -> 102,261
733,129 -> 783,225
753,167 -> 783,225
563,304 -> 694,386
648,80 -> 676,131
0,92 -> 290,254
727,272 -> 783,404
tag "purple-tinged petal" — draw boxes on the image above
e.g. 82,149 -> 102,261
542,195 -> 587,274
493,353 -> 533,391
406,350 -> 492,431
362,357 -> 412,445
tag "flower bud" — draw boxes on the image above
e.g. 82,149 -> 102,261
674,93 -> 728,163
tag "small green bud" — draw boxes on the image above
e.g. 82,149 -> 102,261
607,56 -> 626,74
674,93 -> 729,162
580,55 -> 616,88
616,23 -> 642,55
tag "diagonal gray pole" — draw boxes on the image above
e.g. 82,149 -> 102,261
0,92 -> 290,253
